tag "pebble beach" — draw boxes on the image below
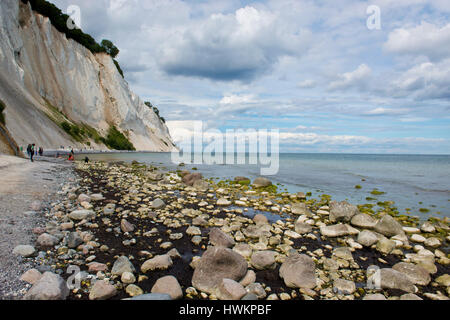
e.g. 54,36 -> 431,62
4,158 -> 450,301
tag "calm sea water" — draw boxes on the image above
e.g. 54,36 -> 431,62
76,152 -> 450,220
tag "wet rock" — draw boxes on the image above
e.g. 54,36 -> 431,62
424,237 -> 441,248
121,272 -> 136,284
120,219 -> 135,233
233,243 -> 253,259
357,230 -> 379,247
363,293 -> 386,300
36,233 -> 59,247
294,221 -> 312,234
151,275 -> 183,300
192,247 -> 248,294
141,255 -> 173,272
217,198 -> 231,206
252,177 -> 272,188
209,228 -> 235,248
279,251 -> 317,289
291,203 -> 312,216
216,278 -> 247,300
435,274 -> 450,287
103,203 -> 116,215
20,269 -> 42,284
126,284 -> 144,297
111,256 -> 136,276
250,251 -> 277,270
376,238 -> 396,255
350,213 -> 377,229
329,200 -> 359,223
333,279 -> 356,295
13,245 -> 36,257
420,222 -> 436,233
320,224 -> 359,237
23,272 -> 69,300
90,193 -> 104,201
400,293 -> 423,300
373,215 -> 404,237
67,232 -> 83,249
368,268 -> 415,293
253,214 -> 268,225
151,198 -> 165,209
410,234 -> 426,243
69,209 -> 95,221
182,173 -> 203,186
193,179 -> 210,191
239,270 -> 256,287
392,262 -> 431,286
246,283 -> 267,299
242,224 -> 271,239
88,262 -> 108,273
186,226 -> 202,236
77,194 -> 90,203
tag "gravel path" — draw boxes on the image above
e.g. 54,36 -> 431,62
0,155 -> 75,299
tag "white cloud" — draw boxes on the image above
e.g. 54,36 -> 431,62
391,59 -> 450,100
219,94 -> 256,105
156,6 -> 311,81
384,22 -> 450,62
328,64 -> 371,91
297,79 -> 316,89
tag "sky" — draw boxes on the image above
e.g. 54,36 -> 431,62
50,0 -> 450,153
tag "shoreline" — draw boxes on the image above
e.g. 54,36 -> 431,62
5,159 -> 449,300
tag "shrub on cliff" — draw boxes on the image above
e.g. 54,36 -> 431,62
105,126 -> 135,151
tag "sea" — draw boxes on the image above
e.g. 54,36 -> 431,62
75,152 -> 450,221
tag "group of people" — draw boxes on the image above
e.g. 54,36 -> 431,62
26,144 -> 43,162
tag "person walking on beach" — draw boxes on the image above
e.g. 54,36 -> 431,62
30,144 -> 35,162
26,144 -> 31,158
38,147 -> 43,156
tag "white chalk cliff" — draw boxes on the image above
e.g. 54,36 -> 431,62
0,0 -> 175,151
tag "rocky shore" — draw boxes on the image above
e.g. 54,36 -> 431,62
10,160 -> 450,300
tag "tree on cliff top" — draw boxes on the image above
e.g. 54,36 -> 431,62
101,39 -> 120,58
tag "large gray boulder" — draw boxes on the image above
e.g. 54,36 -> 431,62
350,213 -> 377,229
392,262 -> 431,286
279,252 -> 317,289
374,215 -> 404,237
329,201 -> 359,223
23,272 -> 69,300
209,228 -> 235,248
192,247 -> 247,294
368,268 -> 416,293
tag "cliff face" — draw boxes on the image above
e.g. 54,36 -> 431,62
0,0 -> 175,151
